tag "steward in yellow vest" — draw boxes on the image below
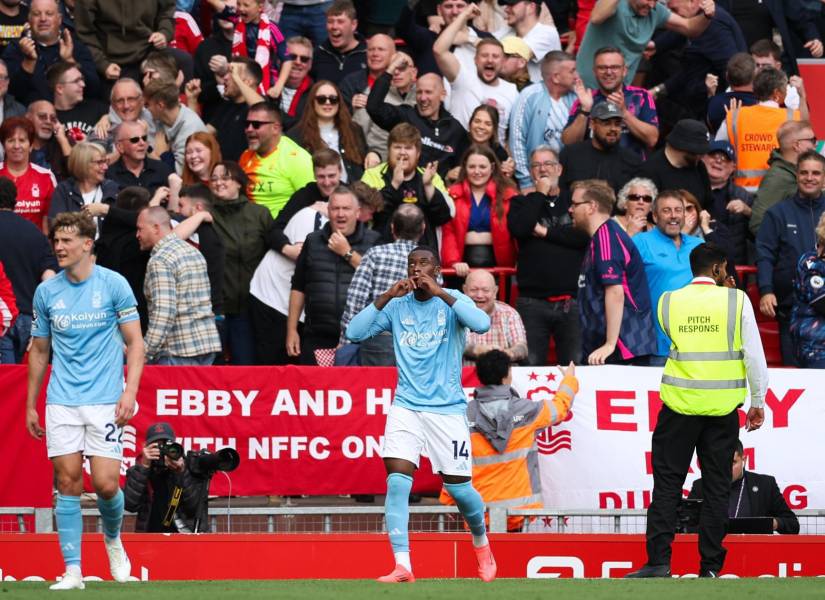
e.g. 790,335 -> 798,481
626,242 -> 768,579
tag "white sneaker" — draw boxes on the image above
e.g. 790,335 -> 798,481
104,537 -> 131,582
49,571 -> 85,591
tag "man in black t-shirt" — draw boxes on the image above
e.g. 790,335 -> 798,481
49,60 -> 107,143
207,57 -> 263,162
0,0 -> 27,49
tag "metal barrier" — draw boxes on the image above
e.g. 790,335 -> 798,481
4,506 -> 824,535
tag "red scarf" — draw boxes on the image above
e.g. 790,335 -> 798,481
287,76 -> 312,116
232,13 -> 276,91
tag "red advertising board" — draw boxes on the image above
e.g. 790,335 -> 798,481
1,534 -> 824,581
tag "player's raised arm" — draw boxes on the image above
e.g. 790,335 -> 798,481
346,279 -> 411,342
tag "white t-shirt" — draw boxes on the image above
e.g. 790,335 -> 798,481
494,22 -> 561,83
447,65 -> 518,143
249,206 -> 328,318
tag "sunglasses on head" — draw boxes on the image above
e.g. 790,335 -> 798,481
627,193 -> 653,203
245,120 -> 275,129
315,95 -> 339,105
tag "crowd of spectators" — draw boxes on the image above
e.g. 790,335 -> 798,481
1,0 -> 825,369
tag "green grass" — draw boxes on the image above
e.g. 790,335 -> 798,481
1,579 -> 823,599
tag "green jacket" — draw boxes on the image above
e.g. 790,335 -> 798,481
750,150 -> 798,236
211,196 -> 274,315
75,0 -> 176,73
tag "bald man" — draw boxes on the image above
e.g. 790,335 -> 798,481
137,206 -> 221,365
367,52 -> 468,177
462,269 -> 528,365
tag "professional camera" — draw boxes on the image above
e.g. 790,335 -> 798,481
185,447 -> 241,478
157,440 -> 185,461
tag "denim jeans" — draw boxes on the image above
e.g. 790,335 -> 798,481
0,313 -> 32,364
278,1 -> 333,46
516,296 -> 582,365
154,352 -> 216,366
221,312 -> 257,365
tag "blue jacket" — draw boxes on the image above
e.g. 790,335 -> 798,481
756,193 -> 825,307
509,83 -> 576,189
790,251 -> 825,366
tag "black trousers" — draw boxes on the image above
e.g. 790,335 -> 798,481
645,404 -> 739,573
248,294 -> 300,366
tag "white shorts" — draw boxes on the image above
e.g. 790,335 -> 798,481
46,404 -> 123,460
382,404 -> 472,477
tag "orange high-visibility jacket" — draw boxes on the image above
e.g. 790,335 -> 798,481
440,374 -> 578,531
726,104 -> 799,192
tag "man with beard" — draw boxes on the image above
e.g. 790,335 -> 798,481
637,119 -> 713,210
633,190 -> 704,365
434,3 -> 517,142
239,101 -> 314,218
569,179 -> 656,365
361,123 -> 452,251
562,46 -> 659,158
367,53 -> 465,177
494,0 -> 561,83
559,101 -> 641,193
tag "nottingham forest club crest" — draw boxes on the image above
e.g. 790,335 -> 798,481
524,369 -> 574,455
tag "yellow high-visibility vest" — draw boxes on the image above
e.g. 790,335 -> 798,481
657,283 -> 747,416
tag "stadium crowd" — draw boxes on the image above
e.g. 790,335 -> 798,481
2,0 -> 825,369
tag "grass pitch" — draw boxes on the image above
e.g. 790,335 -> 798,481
2,578 -> 823,599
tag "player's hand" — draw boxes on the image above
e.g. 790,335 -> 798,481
114,392 -> 136,426
412,272 -> 443,297
588,342 -> 615,365
141,442 -> 160,467
560,361 -> 576,378
759,293 -> 777,318
286,329 -> 301,357
385,278 -> 414,298
745,407 -> 764,431
26,408 -> 45,439
453,262 -> 470,277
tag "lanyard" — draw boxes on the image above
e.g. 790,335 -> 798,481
732,474 -> 746,518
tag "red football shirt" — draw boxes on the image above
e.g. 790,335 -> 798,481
0,162 -> 57,231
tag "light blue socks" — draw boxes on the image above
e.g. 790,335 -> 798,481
385,473 -> 413,554
444,481 -> 489,546
97,488 -> 124,540
55,494 -> 82,567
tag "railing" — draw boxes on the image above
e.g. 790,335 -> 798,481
4,506 -> 824,535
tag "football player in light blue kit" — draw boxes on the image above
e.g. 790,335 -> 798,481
26,213 -> 145,591
346,246 -> 497,583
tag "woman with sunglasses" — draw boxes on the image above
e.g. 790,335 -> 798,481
49,142 -> 119,231
613,177 -> 656,237
208,160 -> 274,365
286,80 -> 367,183
445,105 -> 515,184
441,144 -> 517,278
181,132 -> 222,186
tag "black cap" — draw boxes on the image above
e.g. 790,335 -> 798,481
667,119 -> 710,155
145,422 -> 176,445
591,101 -> 623,121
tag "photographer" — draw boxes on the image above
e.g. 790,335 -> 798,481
123,422 -> 211,533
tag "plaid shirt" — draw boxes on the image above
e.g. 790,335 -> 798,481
339,239 -> 419,344
464,301 -> 527,366
144,233 -> 221,360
